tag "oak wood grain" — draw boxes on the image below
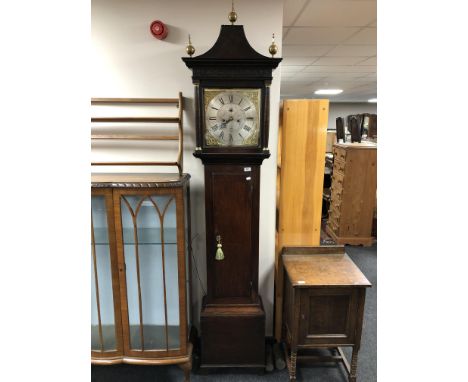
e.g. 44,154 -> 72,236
274,99 -> 329,341
283,253 -> 371,288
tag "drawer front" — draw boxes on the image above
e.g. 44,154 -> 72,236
333,158 -> 346,173
326,216 -> 339,234
330,182 -> 343,194
330,185 -> 343,208
299,288 -> 359,346
331,170 -> 344,185
328,204 -> 341,221
333,147 -> 347,162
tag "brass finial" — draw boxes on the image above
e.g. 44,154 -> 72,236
186,34 -> 195,57
269,33 -> 278,57
228,0 -> 237,24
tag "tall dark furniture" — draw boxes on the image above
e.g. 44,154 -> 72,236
182,19 -> 281,369
336,117 -> 346,142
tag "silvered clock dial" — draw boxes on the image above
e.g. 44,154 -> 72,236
204,89 -> 260,147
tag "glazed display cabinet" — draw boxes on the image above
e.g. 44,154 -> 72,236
91,173 -> 192,381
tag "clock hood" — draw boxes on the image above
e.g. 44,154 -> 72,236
182,25 -> 282,69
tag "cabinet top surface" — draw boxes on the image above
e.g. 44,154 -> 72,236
283,253 -> 371,288
334,142 -> 377,150
91,173 -> 190,188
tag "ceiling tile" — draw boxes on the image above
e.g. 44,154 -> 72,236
355,56 -> 376,65
293,72 -> 327,79
363,72 -> 377,79
282,57 -> 319,65
282,44 -> 335,57
314,78 -> 367,91
281,83 -> 314,94
281,65 -> 307,73
326,44 -> 376,56
283,0 -> 309,26
302,65 -> 376,73
321,72 -> 372,79
344,27 -> 376,44
284,27 -> 359,44
312,56 -> 365,65
295,0 -> 377,27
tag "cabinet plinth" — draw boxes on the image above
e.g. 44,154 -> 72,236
200,296 -> 265,368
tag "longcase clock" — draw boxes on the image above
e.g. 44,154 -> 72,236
183,13 -> 281,369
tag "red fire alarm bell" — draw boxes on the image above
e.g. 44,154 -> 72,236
150,20 -> 168,40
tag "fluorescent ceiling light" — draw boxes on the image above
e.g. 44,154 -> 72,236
368,98 -> 377,103
314,89 -> 343,95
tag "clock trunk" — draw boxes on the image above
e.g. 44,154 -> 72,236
204,164 -> 260,303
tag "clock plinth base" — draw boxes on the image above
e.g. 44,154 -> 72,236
200,296 -> 265,368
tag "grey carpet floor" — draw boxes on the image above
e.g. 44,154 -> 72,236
92,244 -> 377,382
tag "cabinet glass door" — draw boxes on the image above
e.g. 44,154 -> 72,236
91,194 -> 121,355
119,194 -> 181,353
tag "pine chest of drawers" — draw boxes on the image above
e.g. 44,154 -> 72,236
326,143 -> 377,246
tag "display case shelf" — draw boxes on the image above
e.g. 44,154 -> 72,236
93,227 -> 177,245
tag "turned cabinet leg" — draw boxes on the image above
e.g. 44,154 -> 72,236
289,350 -> 297,382
348,347 -> 359,382
178,359 -> 192,382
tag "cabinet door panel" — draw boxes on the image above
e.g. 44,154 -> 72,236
299,288 -> 357,346
205,165 -> 260,301
91,189 -> 123,359
115,189 -> 186,358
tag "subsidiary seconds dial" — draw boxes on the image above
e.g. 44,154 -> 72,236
205,90 -> 259,146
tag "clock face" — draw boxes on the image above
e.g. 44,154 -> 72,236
204,89 -> 261,147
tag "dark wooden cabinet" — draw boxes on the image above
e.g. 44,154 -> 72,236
91,173 -> 193,381
281,246 -> 371,382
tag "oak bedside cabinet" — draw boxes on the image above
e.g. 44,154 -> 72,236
281,246 -> 371,382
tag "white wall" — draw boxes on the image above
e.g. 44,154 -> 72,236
91,0 -> 284,335
327,102 -> 377,130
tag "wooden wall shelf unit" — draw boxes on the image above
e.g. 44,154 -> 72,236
281,246 -> 371,382
91,173 -> 193,381
275,99 -> 329,341
326,142 -> 377,246
91,93 -> 184,175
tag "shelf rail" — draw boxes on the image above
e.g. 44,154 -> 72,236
91,92 -> 184,175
